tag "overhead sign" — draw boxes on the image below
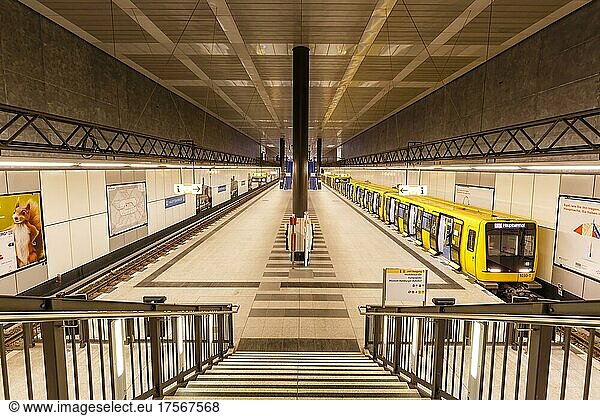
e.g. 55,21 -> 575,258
382,268 -> 427,307
174,184 -> 202,195
398,185 -> 427,196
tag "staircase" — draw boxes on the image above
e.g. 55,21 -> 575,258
170,351 -> 422,399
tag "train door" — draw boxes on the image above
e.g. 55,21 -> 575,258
429,212 -> 440,254
397,203 -> 407,233
408,204 -> 418,236
438,215 -> 454,260
465,226 -> 477,276
372,192 -> 379,214
414,207 -> 424,245
450,219 -> 464,269
388,198 -> 396,224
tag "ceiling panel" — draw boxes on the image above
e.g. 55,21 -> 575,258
25,0 -> 587,147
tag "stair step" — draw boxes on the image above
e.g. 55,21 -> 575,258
168,350 -> 421,400
195,374 -> 400,381
206,368 -> 389,374
188,380 -> 409,388
225,356 -> 372,363
218,362 -> 379,367
231,352 -> 364,357
174,388 -> 421,399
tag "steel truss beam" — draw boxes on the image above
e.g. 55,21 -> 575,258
330,108 -> 600,166
0,104 -> 262,165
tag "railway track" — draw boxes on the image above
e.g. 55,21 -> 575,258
3,182 -> 275,351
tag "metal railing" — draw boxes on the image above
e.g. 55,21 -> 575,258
0,103 -> 260,165
360,300 -> 600,400
0,296 -> 238,400
330,108 -> 600,166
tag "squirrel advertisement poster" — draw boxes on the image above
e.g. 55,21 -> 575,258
0,192 -> 46,276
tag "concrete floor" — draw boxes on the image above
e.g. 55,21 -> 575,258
100,187 -> 500,350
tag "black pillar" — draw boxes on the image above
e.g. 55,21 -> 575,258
279,136 -> 285,176
292,46 -> 309,217
316,138 -> 322,173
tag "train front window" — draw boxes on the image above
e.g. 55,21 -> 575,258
486,223 -> 536,273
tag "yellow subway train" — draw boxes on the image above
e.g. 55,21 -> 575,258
323,173 -> 538,283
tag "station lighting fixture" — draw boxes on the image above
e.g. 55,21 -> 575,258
0,161 -> 75,168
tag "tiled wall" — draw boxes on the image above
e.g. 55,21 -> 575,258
0,168 -> 261,295
342,168 -> 600,299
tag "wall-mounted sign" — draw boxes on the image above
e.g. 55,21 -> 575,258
174,184 -> 202,195
554,196 -> 600,280
454,185 -> 495,210
107,183 -> 148,237
398,185 -> 427,196
218,185 -> 227,193
165,194 -> 185,209
382,268 -> 427,307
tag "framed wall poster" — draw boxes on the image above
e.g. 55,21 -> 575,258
554,196 -> 600,281
0,192 -> 47,277
106,182 -> 148,237
454,184 -> 495,210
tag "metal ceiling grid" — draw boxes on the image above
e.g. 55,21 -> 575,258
17,0 -> 590,150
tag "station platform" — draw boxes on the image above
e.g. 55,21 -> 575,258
99,186 -> 500,351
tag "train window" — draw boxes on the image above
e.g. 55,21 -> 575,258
485,223 -> 536,272
422,212 -> 432,232
467,230 -> 476,252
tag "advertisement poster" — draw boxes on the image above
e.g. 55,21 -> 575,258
0,192 -> 46,275
554,196 -> 600,280
107,183 -> 148,236
454,185 -> 495,210
230,176 -> 239,199
195,176 -> 212,214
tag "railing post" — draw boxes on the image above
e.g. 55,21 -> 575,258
109,319 -> 127,399
468,321 -> 487,400
393,317 -> 402,375
194,314 -> 203,371
525,325 -> 552,400
41,321 -> 69,399
228,311 -> 234,348
373,315 -> 382,359
217,313 -> 225,358
431,319 -> 447,399
148,317 -> 163,398
364,313 -> 370,351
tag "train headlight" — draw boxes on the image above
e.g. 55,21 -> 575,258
519,268 -> 532,273
488,268 -> 502,273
